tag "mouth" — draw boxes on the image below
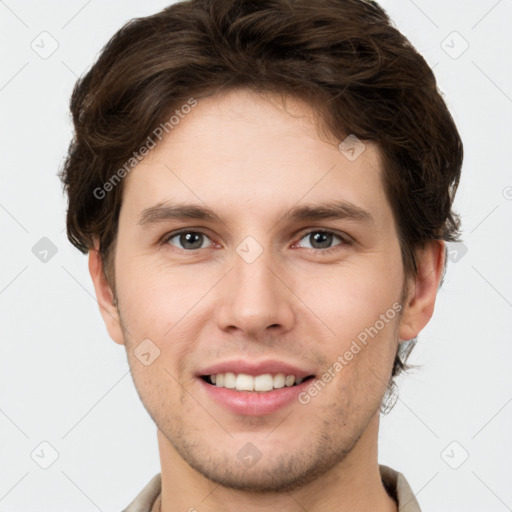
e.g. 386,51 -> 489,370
200,372 -> 316,392
195,359 -> 317,415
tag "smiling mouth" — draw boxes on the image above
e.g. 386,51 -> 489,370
200,372 -> 315,392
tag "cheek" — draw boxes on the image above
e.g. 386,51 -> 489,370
115,257 -> 217,386
295,258 -> 403,385
115,255 -> 212,335
295,259 -> 402,330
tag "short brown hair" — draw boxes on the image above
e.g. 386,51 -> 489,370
59,0 -> 463,409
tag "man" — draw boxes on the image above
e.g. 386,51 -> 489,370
60,0 -> 463,510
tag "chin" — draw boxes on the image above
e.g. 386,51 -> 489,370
174,436 -> 352,494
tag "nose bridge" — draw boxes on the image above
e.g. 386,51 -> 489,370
216,239 -> 295,335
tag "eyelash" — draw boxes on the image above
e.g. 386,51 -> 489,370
160,228 -> 352,254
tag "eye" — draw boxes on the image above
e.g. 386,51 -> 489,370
295,230 -> 348,251
164,230 -> 213,251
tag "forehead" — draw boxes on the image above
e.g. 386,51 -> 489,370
120,88 -> 389,224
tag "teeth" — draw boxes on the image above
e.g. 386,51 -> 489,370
224,372 -> 236,389
254,374 -> 273,392
236,373 -> 254,391
207,372 -> 306,392
273,373 -> 285,389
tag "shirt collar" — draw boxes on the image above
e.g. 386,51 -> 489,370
123,465 -> 421,511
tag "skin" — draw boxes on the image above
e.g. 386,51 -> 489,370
89,88 -> 444,511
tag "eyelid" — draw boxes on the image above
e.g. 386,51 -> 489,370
161,228 -> 216,249
292,228 -> 352,251
160,227 -> 352,252
294,226 -> 352,243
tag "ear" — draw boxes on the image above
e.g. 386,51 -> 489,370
88,241 -> 125,345
399,240 -> 445,342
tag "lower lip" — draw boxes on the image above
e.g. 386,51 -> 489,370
198,377 -> 313,416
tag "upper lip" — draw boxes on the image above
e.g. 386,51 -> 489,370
196,359 -> 315,379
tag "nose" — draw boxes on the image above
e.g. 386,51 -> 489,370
215,246 -> 295,339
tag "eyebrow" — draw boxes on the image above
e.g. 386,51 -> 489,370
138,200 -> 374,227
283,201 -> 374,224
138,202 -> 221,226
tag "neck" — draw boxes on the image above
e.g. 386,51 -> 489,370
156,412 -> 397,512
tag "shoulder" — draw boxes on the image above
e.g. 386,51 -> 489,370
379,464 -> 422,512
122,473 -> 161,512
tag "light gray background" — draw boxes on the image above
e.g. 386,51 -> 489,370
1,1 -> 511,510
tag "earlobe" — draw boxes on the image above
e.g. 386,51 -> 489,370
399,241 -> 445,342
88,244 -> 125,345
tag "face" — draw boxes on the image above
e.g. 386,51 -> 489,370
94,88 -> 419,492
